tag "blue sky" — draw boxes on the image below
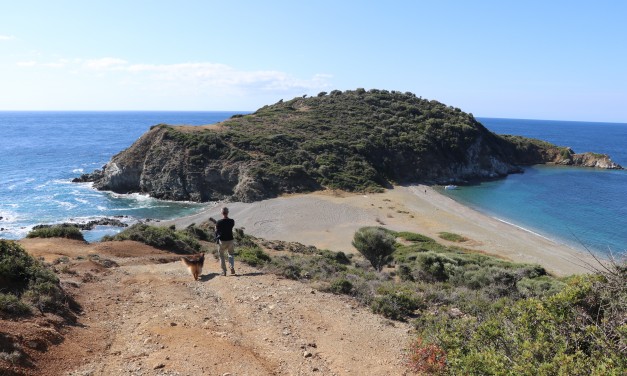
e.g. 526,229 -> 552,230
1,1 -> 626,122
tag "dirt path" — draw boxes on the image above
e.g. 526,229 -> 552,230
18,239 -> 413,376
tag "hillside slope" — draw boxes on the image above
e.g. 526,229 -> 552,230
4,238 -> 412,375
75,89 -> 622,202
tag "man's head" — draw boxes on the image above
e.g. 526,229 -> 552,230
222,207 -> 229,217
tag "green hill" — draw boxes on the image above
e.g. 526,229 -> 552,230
75,89 -> 622,202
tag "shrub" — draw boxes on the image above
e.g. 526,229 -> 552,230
328,278 -> 353,295
0,293 -> 31,316
352,227 -> 396,271
371,289 -> 422,320
185,223 -> 210,241
333,251 -> 351,265
407,337 -> 447,375
0,240 -> 73,317
103,223 -> 200,253
398,264 -> 415,282
237,247 -> 271,267
417,252 -> 457,281
517,275 -> 566,297
396,232 -> 435,243
26,225 -> 84,241
438,232 -> 468,242
416,262 -> 627,375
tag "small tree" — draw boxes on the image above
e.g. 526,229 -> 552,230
352,227 -> 396,271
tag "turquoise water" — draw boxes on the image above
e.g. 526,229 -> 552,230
0,113 -> 625,255
447,118 -> 627,255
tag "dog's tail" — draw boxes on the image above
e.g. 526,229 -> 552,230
181,253 -> 205,266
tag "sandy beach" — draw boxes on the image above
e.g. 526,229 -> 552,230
163,185 -> 600,276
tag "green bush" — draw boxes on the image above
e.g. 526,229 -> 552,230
438,232 -> 468,242
371,290 -> 422,320
103,223 -> 200,253
237,247 -> 271,267
26,225 -> 84,241
0,240 -> 73,317
417,252 -> 457,282
265,250 -> 349,281
417,264 -> 627,375
352,227 -> 396,271
398,264 -> 415,282
328,278 -> 353,295
396,231 -> 435,243
516,275 -> 567,297
185,223 -> 210,241
0,293 -> 31,316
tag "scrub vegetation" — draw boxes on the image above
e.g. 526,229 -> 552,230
224,226 -> 626,375
101,223 -> 202,253
26,225 -> 85,241
0,240 -> 76,318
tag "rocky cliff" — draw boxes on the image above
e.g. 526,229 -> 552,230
74,89 -> 623,202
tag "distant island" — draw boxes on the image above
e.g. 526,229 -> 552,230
74,89 -> 622,202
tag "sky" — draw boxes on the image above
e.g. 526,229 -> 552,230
1,1 -> 626,122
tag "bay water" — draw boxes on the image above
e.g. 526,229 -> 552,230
449,118 -> 627,255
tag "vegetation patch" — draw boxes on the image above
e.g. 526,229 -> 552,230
437,232 -> 468,242
101,223 -> 201,253
233,227 -> 625,374
0,240 -> 76,318
26,224 -> 84,241
395,231 -> 436,243
236,247 -> 271,267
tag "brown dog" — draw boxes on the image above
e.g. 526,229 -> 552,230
181,253 -> 205,281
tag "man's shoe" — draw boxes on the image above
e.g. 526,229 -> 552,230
230,267 -> 236,275
222,270 -> 227,276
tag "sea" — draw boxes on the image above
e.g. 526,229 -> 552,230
0,112 -> 625,255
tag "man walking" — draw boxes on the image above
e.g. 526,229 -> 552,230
215,207 -> 236,276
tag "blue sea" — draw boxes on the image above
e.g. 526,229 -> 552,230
0,112 -> 241,242
0,113 -> 625,255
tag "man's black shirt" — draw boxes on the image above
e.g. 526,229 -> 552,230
215,218 -> 235,241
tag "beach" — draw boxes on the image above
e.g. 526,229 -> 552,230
164,185 -> 599,277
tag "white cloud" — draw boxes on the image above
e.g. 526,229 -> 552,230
11,55 -> 333,108
16,61 -> 37,67
151,63 -> 326,92
74,58 -> 331,93
84,57 -> 128,70
0,35 -> 16,41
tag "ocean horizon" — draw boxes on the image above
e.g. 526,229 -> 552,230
1,112 -> 625,255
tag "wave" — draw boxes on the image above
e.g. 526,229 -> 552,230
72,168 -> 84,173
493,217 -> 555,242
0,226 -> 30,240
0,210 -> 18,223
4,178 -> 35,191
53,200 -> 78,210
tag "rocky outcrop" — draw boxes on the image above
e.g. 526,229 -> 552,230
33,218 -> 128,231
75,90 -> 623,202
557,151 -> 623,169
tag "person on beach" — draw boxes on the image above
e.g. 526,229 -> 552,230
215,207 -> 236,276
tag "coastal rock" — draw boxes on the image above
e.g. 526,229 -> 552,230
33,218 -> 128,231
72,169 -> 104,183
561,152 -> 623,169
74,90 -> 623,202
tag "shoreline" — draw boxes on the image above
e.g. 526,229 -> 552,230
163,185 -> 600,276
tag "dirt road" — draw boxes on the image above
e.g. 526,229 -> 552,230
15,239 -> 413,376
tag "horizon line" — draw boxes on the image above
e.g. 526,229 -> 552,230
0,110 -> 625,124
